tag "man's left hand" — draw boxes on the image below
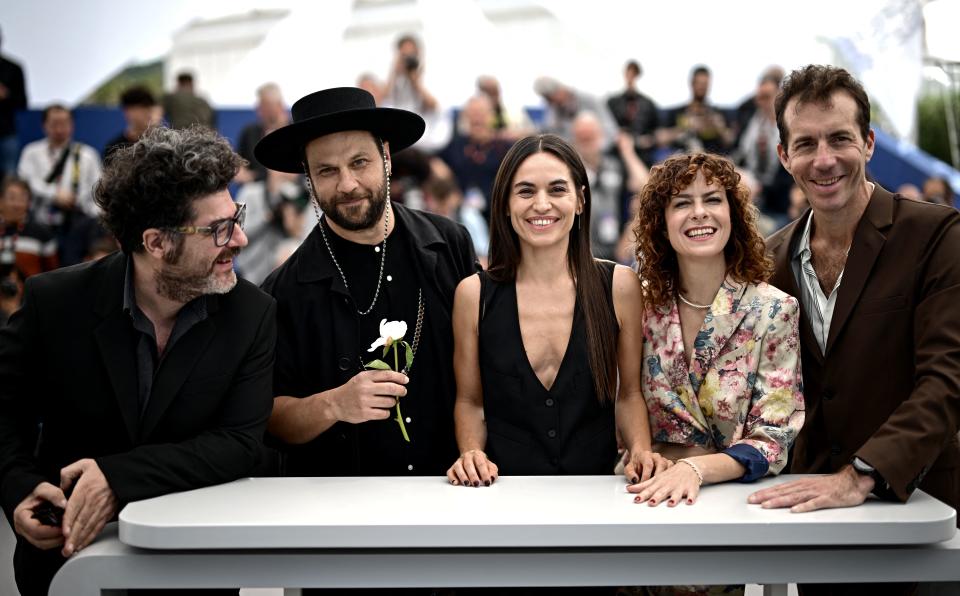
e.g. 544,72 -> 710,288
747,465 -> 874,513
59,459 -> 118,557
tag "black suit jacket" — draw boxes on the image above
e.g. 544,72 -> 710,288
0,252 -> 276,588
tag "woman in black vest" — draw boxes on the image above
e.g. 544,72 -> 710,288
446,134 -> 669,486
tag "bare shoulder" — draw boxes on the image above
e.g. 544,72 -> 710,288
612,264 -> 642,294
455,273 -> 481,300
453,273 -> 482,318
611,264 -> 643,324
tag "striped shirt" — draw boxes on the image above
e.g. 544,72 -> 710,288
0,220 -> 58,278
792,211 -> 843,355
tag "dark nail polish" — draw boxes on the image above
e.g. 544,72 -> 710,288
484,480 -> 490,486
631,477 -> 638,484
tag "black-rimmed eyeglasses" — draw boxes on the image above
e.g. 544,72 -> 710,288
167,203 -> 246,247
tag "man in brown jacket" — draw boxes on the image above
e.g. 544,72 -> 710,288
750,65 -> 960,518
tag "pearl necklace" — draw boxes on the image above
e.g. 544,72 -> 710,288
678,292 -> 712,310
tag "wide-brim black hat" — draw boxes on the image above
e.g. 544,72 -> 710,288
254,87 -> 425,174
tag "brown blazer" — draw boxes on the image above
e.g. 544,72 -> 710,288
767,185 -> 960,509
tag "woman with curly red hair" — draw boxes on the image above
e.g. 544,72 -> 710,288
624,152 -> 805,512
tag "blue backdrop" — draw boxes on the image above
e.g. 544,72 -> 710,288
12,107 -> 959,207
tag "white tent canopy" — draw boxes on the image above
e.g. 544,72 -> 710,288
6,0 -> 939,141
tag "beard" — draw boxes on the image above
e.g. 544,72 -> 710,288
155,245 -> 240,303
318,175 -> 388,232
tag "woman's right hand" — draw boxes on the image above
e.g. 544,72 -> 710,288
447,450 -> 499,487
622,448 -> 673,484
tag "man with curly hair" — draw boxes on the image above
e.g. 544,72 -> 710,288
0,126 -> 276,596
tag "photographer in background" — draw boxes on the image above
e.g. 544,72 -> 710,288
0,176 -> 57,279
234,169 -> 310,285
384,34 -> 437,114
383,34 -> 449,152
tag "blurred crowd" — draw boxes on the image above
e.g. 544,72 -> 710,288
0,31 -> 956,325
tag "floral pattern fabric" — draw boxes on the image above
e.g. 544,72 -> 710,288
641,279 -> 805,474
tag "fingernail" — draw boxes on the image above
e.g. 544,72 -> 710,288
451,480 -> 458,486
473,481 -> 480,487
484,480 -> 490,486
631,477 -> 638,484
634,497 -> 642,503
687,499 -> 693,505
668,500 -> 675,506
648,500 -> 656,506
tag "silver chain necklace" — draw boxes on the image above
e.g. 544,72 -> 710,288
402,288 -> 425,376
311,193 -> 426,376
314,198 -> 390,316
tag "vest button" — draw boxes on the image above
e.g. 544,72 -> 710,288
545,398 -> 555,407
547,429 -> 557,438
338,357 -> 351,371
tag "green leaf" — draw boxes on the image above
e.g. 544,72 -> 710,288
404,341 -> 414,370
364,359 -> 392,370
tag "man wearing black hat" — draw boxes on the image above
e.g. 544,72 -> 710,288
256,87 -> 478,478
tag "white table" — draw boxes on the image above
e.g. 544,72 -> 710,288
49,475 -> 959,595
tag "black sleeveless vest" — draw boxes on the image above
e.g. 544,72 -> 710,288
478,261 -> 618,475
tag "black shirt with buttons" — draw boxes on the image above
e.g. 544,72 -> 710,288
263,203 -> 477,477
323,214 -> 447,474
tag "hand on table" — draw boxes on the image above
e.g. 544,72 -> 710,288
627,459 -> 701,507
60,458 -> 118,557
747,465 -> 874,513
622,448 -> 673,485
447,450 -> 498,487
13,482 -> 67,550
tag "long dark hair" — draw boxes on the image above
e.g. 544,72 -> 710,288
487,134 -> 618,404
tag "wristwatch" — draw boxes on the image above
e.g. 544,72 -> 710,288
851,456 -> 894,499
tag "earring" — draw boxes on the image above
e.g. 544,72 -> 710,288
303,167 -> 324,225
577,213 -> 582,230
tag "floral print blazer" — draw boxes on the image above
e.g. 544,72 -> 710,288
641,279 -> 805,474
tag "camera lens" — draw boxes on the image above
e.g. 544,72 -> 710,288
0,278 -> 18,299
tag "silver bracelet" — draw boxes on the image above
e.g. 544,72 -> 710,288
678,458 -> 704,486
